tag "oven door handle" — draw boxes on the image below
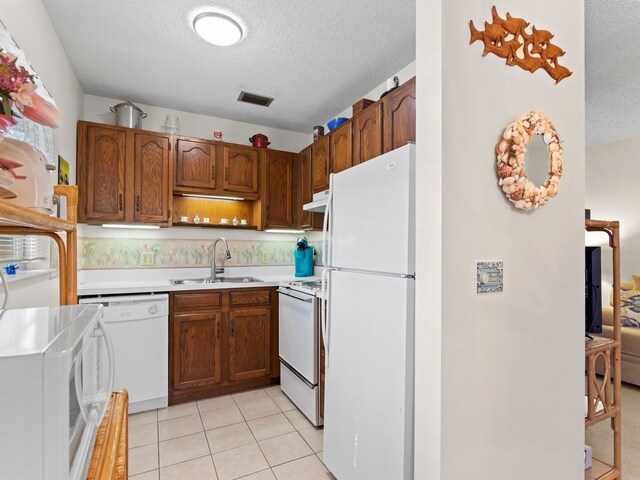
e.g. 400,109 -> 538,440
277,288 -> 314,303
95,314 -> 115,422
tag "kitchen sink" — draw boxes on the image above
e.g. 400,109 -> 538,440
170,276 -> 263,285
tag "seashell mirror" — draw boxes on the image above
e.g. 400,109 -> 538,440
496,112 -> 563,211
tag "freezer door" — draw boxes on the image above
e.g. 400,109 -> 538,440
330,144 -> 415,275
323,270 -> 414,480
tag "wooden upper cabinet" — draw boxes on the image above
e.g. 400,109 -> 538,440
330,121 -> 353,173
311,135 -> 330,193
383,76 -> 416,153
222,145 -> 260,195
264,150 -> 294,228
228,307 -> 271,382
296,146 -> 313,230
81,124 -> 126,222
353,102 -> 383,165
175,139 -> 216,190
134,133 -> 171,223
172,312 -> 223,391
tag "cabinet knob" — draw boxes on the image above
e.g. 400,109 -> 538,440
225,166 -> 229,183
216,320 -> 221,340
211,165 -> 216,182
135,195 -> 141,212
231,319 -> 235,337
118,193 -> 123,211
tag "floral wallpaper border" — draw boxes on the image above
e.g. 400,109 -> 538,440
80,237 -> 322,269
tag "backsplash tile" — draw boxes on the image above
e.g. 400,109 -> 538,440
80,237 -> 321,269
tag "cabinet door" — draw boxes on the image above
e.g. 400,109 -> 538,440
383,77 -> 416,153
228,307 -> 271,381
311,135 -> 330,193
82,124 -> 126,222
264,150 -> 294,228
171,312 -> 223,391
134,133 -> 171,223
222,145 -> 260,194
296,146 -> 313,230
330,121 -> 353,173
175,139 -> 216,190
353,102 -> 383,165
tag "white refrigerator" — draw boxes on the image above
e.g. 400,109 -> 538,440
322,143 -> 415,480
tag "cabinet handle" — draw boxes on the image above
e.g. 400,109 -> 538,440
118,193 -> 123,211
216,320 -> 221,340
231,319 -> 235,337
211,165 -> 216,181
135,195 -> 140,212
224,166 -> 229,183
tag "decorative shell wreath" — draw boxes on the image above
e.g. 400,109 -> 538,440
496,112 -> 563,211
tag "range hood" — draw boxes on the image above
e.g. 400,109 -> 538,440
303,190 -> 329,213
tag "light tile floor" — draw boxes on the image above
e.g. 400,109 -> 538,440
128,385 -> 330,480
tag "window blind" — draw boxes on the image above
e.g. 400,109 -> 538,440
0,235 -> 49,263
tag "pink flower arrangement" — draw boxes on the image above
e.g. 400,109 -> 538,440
0,49 -> 60,135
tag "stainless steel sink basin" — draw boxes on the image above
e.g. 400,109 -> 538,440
170,276 -> 263,285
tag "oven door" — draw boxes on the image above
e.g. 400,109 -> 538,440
278,288 -> 318,385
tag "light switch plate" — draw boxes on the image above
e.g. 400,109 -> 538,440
476,261 -> 503,294
140,251 -> 155,266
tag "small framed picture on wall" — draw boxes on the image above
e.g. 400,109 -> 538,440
58,155 -> 69,185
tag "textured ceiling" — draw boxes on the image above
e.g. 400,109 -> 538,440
40,0 -> 415,133
586,0 -> 640,145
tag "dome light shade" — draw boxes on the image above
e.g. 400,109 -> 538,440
193,12 -> 243,46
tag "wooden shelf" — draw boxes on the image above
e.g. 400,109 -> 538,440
172,222 -> 257,230
585,336 -> 619,356
0,186 -> 78,305
585,459 -> 620,480
0,200 -> 75,232
585,219 -> 622,479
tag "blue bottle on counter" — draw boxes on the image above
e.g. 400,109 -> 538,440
294,237 -> 315,277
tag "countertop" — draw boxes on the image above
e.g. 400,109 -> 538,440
78,271 -> 320,297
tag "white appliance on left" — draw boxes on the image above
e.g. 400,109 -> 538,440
0,304 -> 114,480
80,293 -> 169,413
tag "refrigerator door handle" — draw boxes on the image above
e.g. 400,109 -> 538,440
322,174 -> 334,267
321,268 -> 332,369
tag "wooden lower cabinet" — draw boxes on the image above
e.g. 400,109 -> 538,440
169,288 -> 278,404
229,307 -> 271,381
171,312 -> 223,391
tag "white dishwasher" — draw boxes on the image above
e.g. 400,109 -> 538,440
80,293 -> 168,413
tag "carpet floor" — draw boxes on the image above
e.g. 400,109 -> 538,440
586,382 -> 640,479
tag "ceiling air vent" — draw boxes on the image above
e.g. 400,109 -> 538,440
237,91 -> 274,107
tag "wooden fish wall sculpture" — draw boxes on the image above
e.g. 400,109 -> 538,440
469,6 -> 572,84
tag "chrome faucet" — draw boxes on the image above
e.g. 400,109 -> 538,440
211,237 -> 231,280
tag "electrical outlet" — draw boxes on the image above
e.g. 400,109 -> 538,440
140,252 -> 155,266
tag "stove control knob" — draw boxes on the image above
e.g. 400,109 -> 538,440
148,304 -> 158,315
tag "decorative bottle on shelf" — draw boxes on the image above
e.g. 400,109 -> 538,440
232,216 -> 239,226
193,213 -> 200,224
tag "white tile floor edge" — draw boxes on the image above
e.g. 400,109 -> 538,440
128,386 -> 329,480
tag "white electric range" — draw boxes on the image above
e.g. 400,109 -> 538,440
277,279 -> 324,426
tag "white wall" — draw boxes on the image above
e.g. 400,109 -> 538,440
84,94 -> 310,153
0,0 -> 84,308
415,2 -> 585,479
586,136 -> 640,302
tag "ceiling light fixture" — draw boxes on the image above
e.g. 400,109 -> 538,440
193,12 -> 244,46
